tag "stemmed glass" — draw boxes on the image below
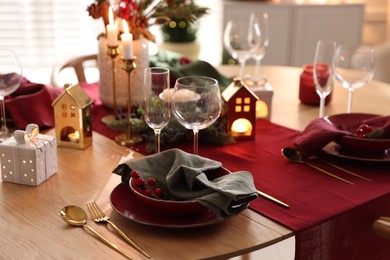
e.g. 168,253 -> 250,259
313,39 -> 336,118
172,76 -> 222,155
143,67 -> 171,153
0,49 -> 23,141
333,44 -> 375,113
246,12 -> 269,86
224,18 -> 260,80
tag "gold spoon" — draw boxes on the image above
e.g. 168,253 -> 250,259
281,147 -> 355,185
61,205 -> 133,260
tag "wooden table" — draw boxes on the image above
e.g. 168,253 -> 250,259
0,65 -> 389,260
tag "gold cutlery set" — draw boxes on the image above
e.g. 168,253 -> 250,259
261,147 -> 373,209
282,147 -> 371,185
61,202 -> 150,259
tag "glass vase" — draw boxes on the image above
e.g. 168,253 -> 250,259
98,36 -> 149,109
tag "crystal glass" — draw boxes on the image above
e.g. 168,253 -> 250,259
313,39 -> 336,118
0,49 -> 23,141
143,67 -> 171,153
173,76 -> 222,155
246,12 -> 269,86
333,44 -> 375,113
224,18 -> 259,79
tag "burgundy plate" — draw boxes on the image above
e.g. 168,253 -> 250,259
130,178 -> 206,216
323,142 -> 390,162
325,113 -> 390,152
109,184 -> 226,228
129,167 -> 231,216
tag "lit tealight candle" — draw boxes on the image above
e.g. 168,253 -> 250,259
106,6 -> 118,46
68,131 -> 80,143
256,100 -> 269,118
231,119 -> 251,134
121,19 -> 133,59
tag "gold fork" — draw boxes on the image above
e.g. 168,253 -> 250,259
86,202 -> 151,259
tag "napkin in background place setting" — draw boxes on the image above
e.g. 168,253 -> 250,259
5,78 -> 62,129
113,148 -> 258,217
294,115 -> 390,157
149,49 -> 232,88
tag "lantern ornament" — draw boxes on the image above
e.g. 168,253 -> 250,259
222,78 -> 259,140
51,84 -> 93,149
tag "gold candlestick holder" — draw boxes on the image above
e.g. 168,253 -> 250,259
115,57 -> 143,146
106,45 -> 119,116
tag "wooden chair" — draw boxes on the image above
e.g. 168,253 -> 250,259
373,217 -> 390,240
50,54 -> 98,87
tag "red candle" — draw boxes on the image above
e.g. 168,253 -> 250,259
299,64 -> 333,106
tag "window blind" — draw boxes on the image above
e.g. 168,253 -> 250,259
0,0 -> 104,69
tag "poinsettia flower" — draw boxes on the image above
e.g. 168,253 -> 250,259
118,0 -> 138,20
87,0 -> 209,41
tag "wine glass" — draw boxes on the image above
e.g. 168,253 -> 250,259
224,18 -> 260,80
313,39 -> 336,118
0,49 -> 23,141
143,67 -> 171,153
333,44 -> 375,113
172,76 -> 222,155
246,12 -> 269,86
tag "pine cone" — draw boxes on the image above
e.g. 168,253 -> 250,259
86,4 -> 101,19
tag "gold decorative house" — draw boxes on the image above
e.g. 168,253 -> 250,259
222,79 -> 258,140
51,84 -> 93,149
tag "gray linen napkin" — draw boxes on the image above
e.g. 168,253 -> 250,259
113,148 -> 258,217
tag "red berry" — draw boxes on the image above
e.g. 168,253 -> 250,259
354,133 -> 365,138
143,189 -> 152,197
147,178 -> 156,186
135,178 -> 145,186
179,56 -> 191,65
153,188 -> 163,197
130,170 -> 139,179
354,124 -> 374,138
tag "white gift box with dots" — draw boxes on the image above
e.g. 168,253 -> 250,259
0,134 -> 57,186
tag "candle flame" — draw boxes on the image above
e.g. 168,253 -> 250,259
75,131 -> 80,138
109,6 -> 114,25
122,19 -> 129,34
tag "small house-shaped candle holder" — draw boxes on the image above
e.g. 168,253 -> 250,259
222,78 -> 258,140
253,84 -> 273,120
244,79 -> 274,120
51,84 -> 93,149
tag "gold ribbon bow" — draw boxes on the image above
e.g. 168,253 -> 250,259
14,124 -> 40,145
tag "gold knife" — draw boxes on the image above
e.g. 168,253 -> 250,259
256,190 -> 290,208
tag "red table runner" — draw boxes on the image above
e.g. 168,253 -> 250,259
91,97 -> 390,259
194,120 -> 390,260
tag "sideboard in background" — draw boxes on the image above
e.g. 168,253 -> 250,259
222,0 -> 365,67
